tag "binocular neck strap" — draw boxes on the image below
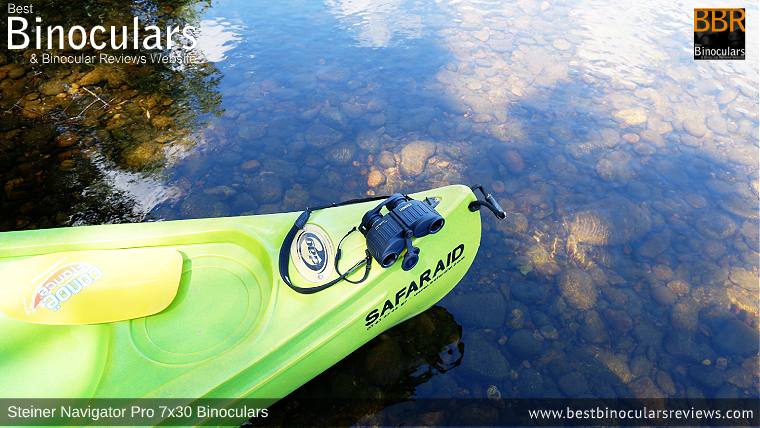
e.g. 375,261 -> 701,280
278,195 -> 388,295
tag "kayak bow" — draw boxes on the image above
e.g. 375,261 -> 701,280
0,184 -> 492,407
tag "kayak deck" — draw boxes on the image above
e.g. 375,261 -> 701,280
0,185 -> 481,405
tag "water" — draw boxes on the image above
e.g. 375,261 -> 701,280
1,0 -> 758,424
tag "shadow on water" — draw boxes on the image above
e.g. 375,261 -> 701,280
0,0 -> 221,231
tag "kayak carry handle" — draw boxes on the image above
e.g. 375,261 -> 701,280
469,184 -> 507,219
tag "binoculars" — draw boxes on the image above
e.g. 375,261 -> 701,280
359,194 -> 445,271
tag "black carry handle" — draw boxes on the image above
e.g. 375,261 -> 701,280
468,184 -> 507,219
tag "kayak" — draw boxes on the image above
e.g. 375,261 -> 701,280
0,184 -> 497,415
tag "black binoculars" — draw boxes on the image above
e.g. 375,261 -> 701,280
359,194 -> 445,271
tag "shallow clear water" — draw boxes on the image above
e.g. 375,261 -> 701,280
1,0 -> 758,424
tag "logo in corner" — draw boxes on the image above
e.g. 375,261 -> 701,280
694,8 -> 745,60
30,262 -> 103,312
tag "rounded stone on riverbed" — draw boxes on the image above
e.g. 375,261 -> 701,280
39,80 -> 67,96
637,230 -> 671,258
367,169 -> 385,187
447,292 -> 507,328
728,267 -> 758,291
55,132 -> 78,148
377,151 -> 396,168
651,285 -> 677,305
241,159 -> 260,170
400,140 -> 436,177
613,108 -> 647,126
305,122 -> 342,148
501,149 -> 525,173
508,329 -> 543,358
696,213 -> 736,240
622,133 -> 640,143
462,332 -> 510,380
558,268 -> 597,310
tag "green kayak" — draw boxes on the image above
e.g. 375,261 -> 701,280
0,184 -> 499,414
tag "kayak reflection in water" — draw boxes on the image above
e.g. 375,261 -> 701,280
259,306 -> 463,427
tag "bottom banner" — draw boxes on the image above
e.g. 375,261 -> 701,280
0,398 -> 757,426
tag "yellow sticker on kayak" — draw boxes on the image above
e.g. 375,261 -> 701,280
0,248 -> 183,325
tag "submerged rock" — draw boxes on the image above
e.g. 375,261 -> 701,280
637,230 -> 672,258
595,150 -> 636,182
564,198 -> 651,245
305,122 -> 342,148
613,108 -> 647,126
558,268 -> 597,310
447,292 -> 507,328
508,329 -> 543,359
367,169 -> 385,187
581,310 -> 608,343
462,332 -> 510,380
399,140 -> 436,176
710,318 -> 757,357
123,142 -> 163,169
696,213 -> 736,240
557,372 -> 590,396
39,80 -> 66,96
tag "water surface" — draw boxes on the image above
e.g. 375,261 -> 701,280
1,0 -> 758,425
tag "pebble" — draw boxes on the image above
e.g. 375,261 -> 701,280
539,325 -> 559,340
666,279 -> 689,296
462,332 -> 510,380
557,372 -> 590,396
55,132 -> 78,148
377,151 -> 396,168
638,230 -> 671,258
151,115 -> 172,129
508,331 -> 542,359
696,213 -> 736,239
241,160 -> 260,170
486,385 -> 501,400
39,80 -> 66,96
305,122 -> 342,148
7,65 -> 25,79
710,318 -> 757,357
728,267 -> 758,291
622,133 -> 640,143
581,310 -> 608,343
367,169 -> 385,187
399,140 -> 436,177
502,149 -> 525,173
629,376 -> 665,398
655,370 -> 677,396
683,114 -> 708,137
447,292 -> 507,328
651,285 -> 677,305
558,268 -> 597,310
356,130 -> 381,152
613,108 -> 647,126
